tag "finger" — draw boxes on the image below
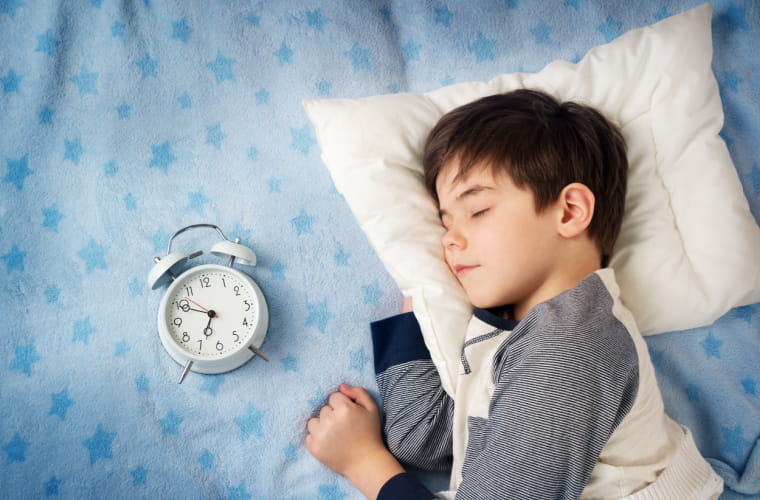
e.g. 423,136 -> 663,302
340,385 -> 377,411
306,417 -> 319,435
328,391 -> 352,408
319,405 -> 332,419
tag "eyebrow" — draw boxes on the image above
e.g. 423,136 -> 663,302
438,185 -> 493,218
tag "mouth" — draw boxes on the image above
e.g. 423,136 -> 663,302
453,264 -> 479,276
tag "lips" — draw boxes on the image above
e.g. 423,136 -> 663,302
453,264 -> 479,276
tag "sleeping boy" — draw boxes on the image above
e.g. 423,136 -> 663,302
305,89 -> 724,499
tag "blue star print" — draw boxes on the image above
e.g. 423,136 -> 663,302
124,193 -> 138,211
178,91 -> 192,109
267,176 -> 282,193
136,373 -> 150,393
45,285 -> 61,303
721,425 -> 750,460
117,103 -> 131,119
4,154 -> 32,190
654,6 -> 672,21
39,106 -> 53,124
235,404 -> 265,441
149,141 -> 176,172
255,88 -> 269,104
306,300 -> 333,333
171,18 -> 192,43
129,277 -> 144,296
598,16 -> 623,42
78,239 -> 107,273
73,317 -> 96,344
345,42 -> 371,71
246,12 -> 260,26
270,260 -> 286,280
69,66 -> 99,96
199,449 -> 214,470
0,0 -> 25,19
402,40 -> 421,61
111,21 -> 125,37
1,68 -> 22,93
291,208 -> 316,235
200,375 -> 223,396
564,0 -> 579,10
160,410 -> 183,437
435,6 -> 453,27
44,476 -> 61,496
283,443 -> 298,463
50,389 -> 75,420
469,32 -> 496,62
275,41 -> 294,65
290,125 -> 316,156
42,204 -> 64,231
114,340 -> 130,357
362,282 -> 383,305
35,29 -> 61,56
131,466 -> 148,485
207,52 -> 236,83
188,189 -> 209,214
319,481 -> 347,500
306,9 -> 329,31
3,433 -> 29,464
64,138 -> 84,164
740,377 -> 756,396
136,53 -> 158,78
10,341 -> 41,376
735,304 -> 755,323
699,332 -> 722,359
349,348 -> 370,373
334,248 -> 350,266
104,160 -> 118,176
531,20 -> 552,44
316,79 -> 331,96
722,71 -> 741,92
205,123 -> 227,149
2,244 -> 26,272
281,354 -> 298,372
228,482 -> 252,500
83,425 -> 116,464
717,3 -> 748,32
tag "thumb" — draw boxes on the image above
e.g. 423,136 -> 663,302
340,385 -> 376,410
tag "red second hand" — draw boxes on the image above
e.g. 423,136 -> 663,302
185,297 -> 218,317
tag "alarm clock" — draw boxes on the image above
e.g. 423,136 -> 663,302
148,223 -> 269,383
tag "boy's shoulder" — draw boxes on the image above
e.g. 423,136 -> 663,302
497,269 -> 638,369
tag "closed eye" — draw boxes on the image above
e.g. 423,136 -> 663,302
472,208 -> 489,218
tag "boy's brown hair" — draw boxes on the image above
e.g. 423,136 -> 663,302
423,89 -> 628,266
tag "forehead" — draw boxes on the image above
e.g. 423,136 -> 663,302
435,159 -> 499,198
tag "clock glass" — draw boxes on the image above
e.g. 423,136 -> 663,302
164,266 -> 261,358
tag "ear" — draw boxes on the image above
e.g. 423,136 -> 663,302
556,183 -> 595,239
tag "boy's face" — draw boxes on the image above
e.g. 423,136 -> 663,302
436,161 -> 562,319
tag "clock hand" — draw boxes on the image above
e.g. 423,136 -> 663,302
203,312 -> 216,338
185,297 -> 218,318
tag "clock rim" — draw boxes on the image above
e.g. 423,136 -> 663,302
156,263 -> 269,374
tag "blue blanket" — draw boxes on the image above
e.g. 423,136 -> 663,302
1,1 -> 758,498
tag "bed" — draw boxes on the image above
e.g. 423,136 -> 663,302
1,1 -> 758,499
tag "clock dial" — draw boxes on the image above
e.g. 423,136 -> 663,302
164,267 -> 260,358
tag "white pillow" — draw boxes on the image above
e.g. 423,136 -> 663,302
304,3 -> 760,396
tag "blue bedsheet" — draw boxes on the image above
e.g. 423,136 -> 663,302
1,1 -> 758,498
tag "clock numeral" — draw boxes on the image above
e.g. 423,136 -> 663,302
182,332 -> 190,343
176,299 -> 190,312
221,278 -> 227,288
233,285 -> 241,296
216,341 -> 224,352
185,286 -> 194,297
199,276 -> 211,288
243,300 -> 252,312
232,330 -> 240,343
242,317 -> 249,327
173,317 -> 182,327
197,340 -> 203,351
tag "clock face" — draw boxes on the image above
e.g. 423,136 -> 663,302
162,266 -> 263,359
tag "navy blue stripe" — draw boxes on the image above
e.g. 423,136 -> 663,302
371,312 -> 430,374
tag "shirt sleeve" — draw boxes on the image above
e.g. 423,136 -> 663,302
371,312 -> 455,472
377,472 -> 437,500
455,330 -> 639,499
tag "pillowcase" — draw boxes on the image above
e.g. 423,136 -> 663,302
304,3 -> 760,396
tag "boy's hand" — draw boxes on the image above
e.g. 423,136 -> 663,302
306,385 -> 404,499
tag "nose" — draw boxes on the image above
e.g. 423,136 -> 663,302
442,225 -> 465,249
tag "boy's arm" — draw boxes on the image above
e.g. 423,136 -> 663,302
371,311 -> 455,472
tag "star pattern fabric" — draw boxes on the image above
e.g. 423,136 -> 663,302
0,2 -> 758,499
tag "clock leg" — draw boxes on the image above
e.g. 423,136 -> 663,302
248,345 -> 269,362
178,359 -> 194,384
